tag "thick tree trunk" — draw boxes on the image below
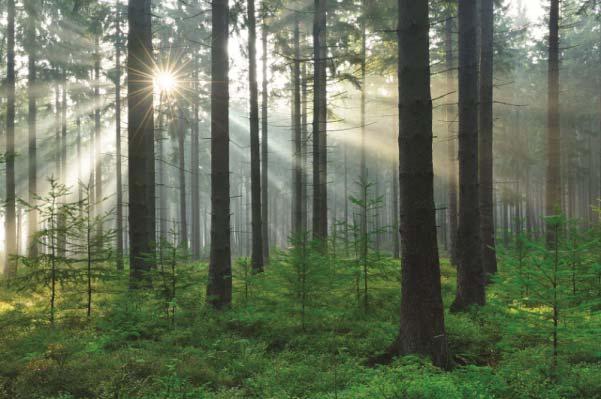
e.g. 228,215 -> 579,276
115,2 -> 124,270
4,0 -> 17,277
207,0 -> 232,308
445,9 -> 459,265
394,0 -> 449,369
452,0 -> 486,311
25,0 -> 38,258
479,0 -> 497,277
392,159 -> 400,259
312,0 -> 328,243
292,16 -> 303,238
178,106 -> 188,249
546,0 -> 561,245
248,0 -> 264,272
128,0 -> 156,286
261,20 -> 269,262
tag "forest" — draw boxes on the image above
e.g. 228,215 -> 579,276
0,0 -> 600,397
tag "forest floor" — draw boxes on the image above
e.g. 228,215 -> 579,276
0,255 -> 599,398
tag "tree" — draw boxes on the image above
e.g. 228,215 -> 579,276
546,0 -> 561,245
177,105 -> 188,249
4,0 -> 17,278
248,0 -> 264,272
312,0 -> 328,244
261,13 -> 270,262
393,0 -> 449,368
292,14 -> 303,239
451,0 -> 486,311
114,0 -> 124,270
25,0 -> 38,258
479,0 -> 498,277
128,0 -> 156,285
206,0 -> 232,308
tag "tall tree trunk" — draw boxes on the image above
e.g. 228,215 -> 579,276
95,33 -> 103,235
207,0 -> 232,308
178,106 -> 188,249
248,0 -> 264,272
479,0 -> 497,277
158,95 -> 167,243
191,56 -> 201,260
128,0 -> 156,286
4,0 -> 17,277
292,15 -> 303,238
451,0 -> 486,311
445,8 -> 459,265
115,1 -> 124,270
25,0 -> 38,258
301,61 -> 308,233
392,158 -> 400,259
261,18 -> 269,262
312,0 -> 328,243
393,0 -> 449,369
546,0 -> 561,245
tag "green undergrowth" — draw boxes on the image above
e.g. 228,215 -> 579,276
0,255 -> 599,399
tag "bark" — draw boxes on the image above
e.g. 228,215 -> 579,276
128,0 -> 156,286
392,159 -> 400,259
261,19 -> 269,261
191,56 -> 201,259
394,0 -> 449,369
312,0 -> 328,243
479,0 -> 497,277
115,2 -> 124,270
301,61 -> 309,233
359,0 -> 368,262
207,0 -> 232,308
25,0 -> 38,258
95,33 -> 103,235
546,0 -> 561,246
445,9 -> 459,265
451,0 -> 486,312
292,16 -> 303,238
178,106 -> 188,249
248,0 -> 264,272
4,0 -> 17,277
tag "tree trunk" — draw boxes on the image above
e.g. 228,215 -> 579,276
392,158 -> 400,259
95,33 -> 103,232
25,0 -> 38,258
207,0 -> 232,308
394,0 -> 449,369
292,15 -> 303,238
479,0 -> 497,277
128,0 -> 156,286
261,18 -> 269,262
546,0 -> 561,246
191,56 -> 201,260
178,106 -> 188,249
301,61 -> 308,233
4,0 -> 17,277
248,0 -> 264,272
445,8 -> 459,265
451,0 -> 486,311
312,0 -> 328,243
115,1 -> 124,270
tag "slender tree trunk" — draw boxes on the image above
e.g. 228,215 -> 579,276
248,0 -> 264,272
4,0 -> 17,277
301,61 -> 308,233
191,56 -> 201,260
26,0 -> 38,258
292,15 -> 303,238
207,0 -> 232,308
115,2 -> 124,270
546,0 -> 561,246
261,18 -> 269,262
359,0 -> 368,261
479,0 -> 497,277
312,0 -> 328,243
178,106 -> 188,249
128,0 -> 156,286
451,0 -> 486,311
158,95 -> 167,243
95,34 -> 103,236
393,0 -> 449,369
445,9 -> 459,265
